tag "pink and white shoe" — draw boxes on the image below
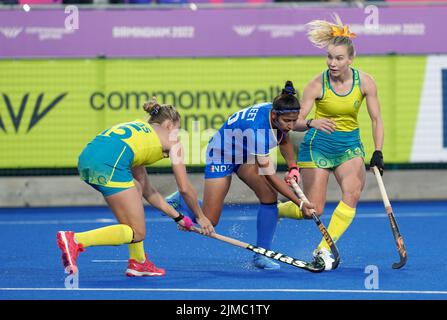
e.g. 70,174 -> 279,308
126,254 -> 166,277
56,231 -> 84,274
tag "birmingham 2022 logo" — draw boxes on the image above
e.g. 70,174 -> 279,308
0,93 -> 67,134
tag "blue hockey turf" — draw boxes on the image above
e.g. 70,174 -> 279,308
0,201 -> 446,300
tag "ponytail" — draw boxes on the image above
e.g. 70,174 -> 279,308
306,13 -> 356,57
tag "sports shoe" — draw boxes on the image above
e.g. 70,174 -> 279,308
166,190 -> 198,218
56,231 -> 85,274
166,190 -> 181,210
313,247 -> 335,271
253,254 -> 280,270
126,254 -> 166,277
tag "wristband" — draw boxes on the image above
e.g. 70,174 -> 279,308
306,119 -> 313,129
173,213 -> 184,222
299,200 -> 304,211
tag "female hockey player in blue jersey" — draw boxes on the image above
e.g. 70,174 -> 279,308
168,81 -> 315,270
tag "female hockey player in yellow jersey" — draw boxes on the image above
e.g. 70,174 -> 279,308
279,15 -> 385,270
56,97 -> 214,277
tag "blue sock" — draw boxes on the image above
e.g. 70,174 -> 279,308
256,202 -> 278,249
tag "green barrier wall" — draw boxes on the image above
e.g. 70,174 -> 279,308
0,56 -> 426,168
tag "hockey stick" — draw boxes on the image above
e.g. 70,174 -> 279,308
372,166 -> 407,269
190,227 -> 324,273
290,180 -> 341,270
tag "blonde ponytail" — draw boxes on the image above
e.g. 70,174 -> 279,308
306,13 -> 356,56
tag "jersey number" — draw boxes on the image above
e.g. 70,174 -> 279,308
101,122 -> 150,140
227,107 -> 259,126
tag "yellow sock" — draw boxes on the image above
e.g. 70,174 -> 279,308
128,241 -> 146,263
74,224 -> 133,248
278,201 -> 304,220
318,201 -> 356,251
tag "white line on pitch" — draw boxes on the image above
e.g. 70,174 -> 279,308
1,211 -> 447,225
0,287 -> 447,295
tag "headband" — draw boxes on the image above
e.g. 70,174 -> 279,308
273,109 -> 300,115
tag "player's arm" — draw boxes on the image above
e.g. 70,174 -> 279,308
293,75 -> 336,133
362,72 -> 385,175
169,139 -> 215,235
362,72 -> 384,151
279,133 -> 300,184
255,154 -> 314,218
131,165 -> 181,220
279,133 -> 297,169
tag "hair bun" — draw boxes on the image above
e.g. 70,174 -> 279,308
282,80 -> 296,95
143,97 -> 161,115
149,105 -> 160,116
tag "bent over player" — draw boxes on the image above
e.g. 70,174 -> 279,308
56,97 -> 214,277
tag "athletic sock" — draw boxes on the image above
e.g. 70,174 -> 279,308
74,224 -> 133,248
256,202 -> 278,249
278,201 -> 304,220
128,241 -> 146,263
318,200 -> 356,251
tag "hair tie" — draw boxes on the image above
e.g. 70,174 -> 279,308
150,105 -> 160,116
282,80 -> 296,96
331,25 -> 356,38
284,86 -> 296,95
